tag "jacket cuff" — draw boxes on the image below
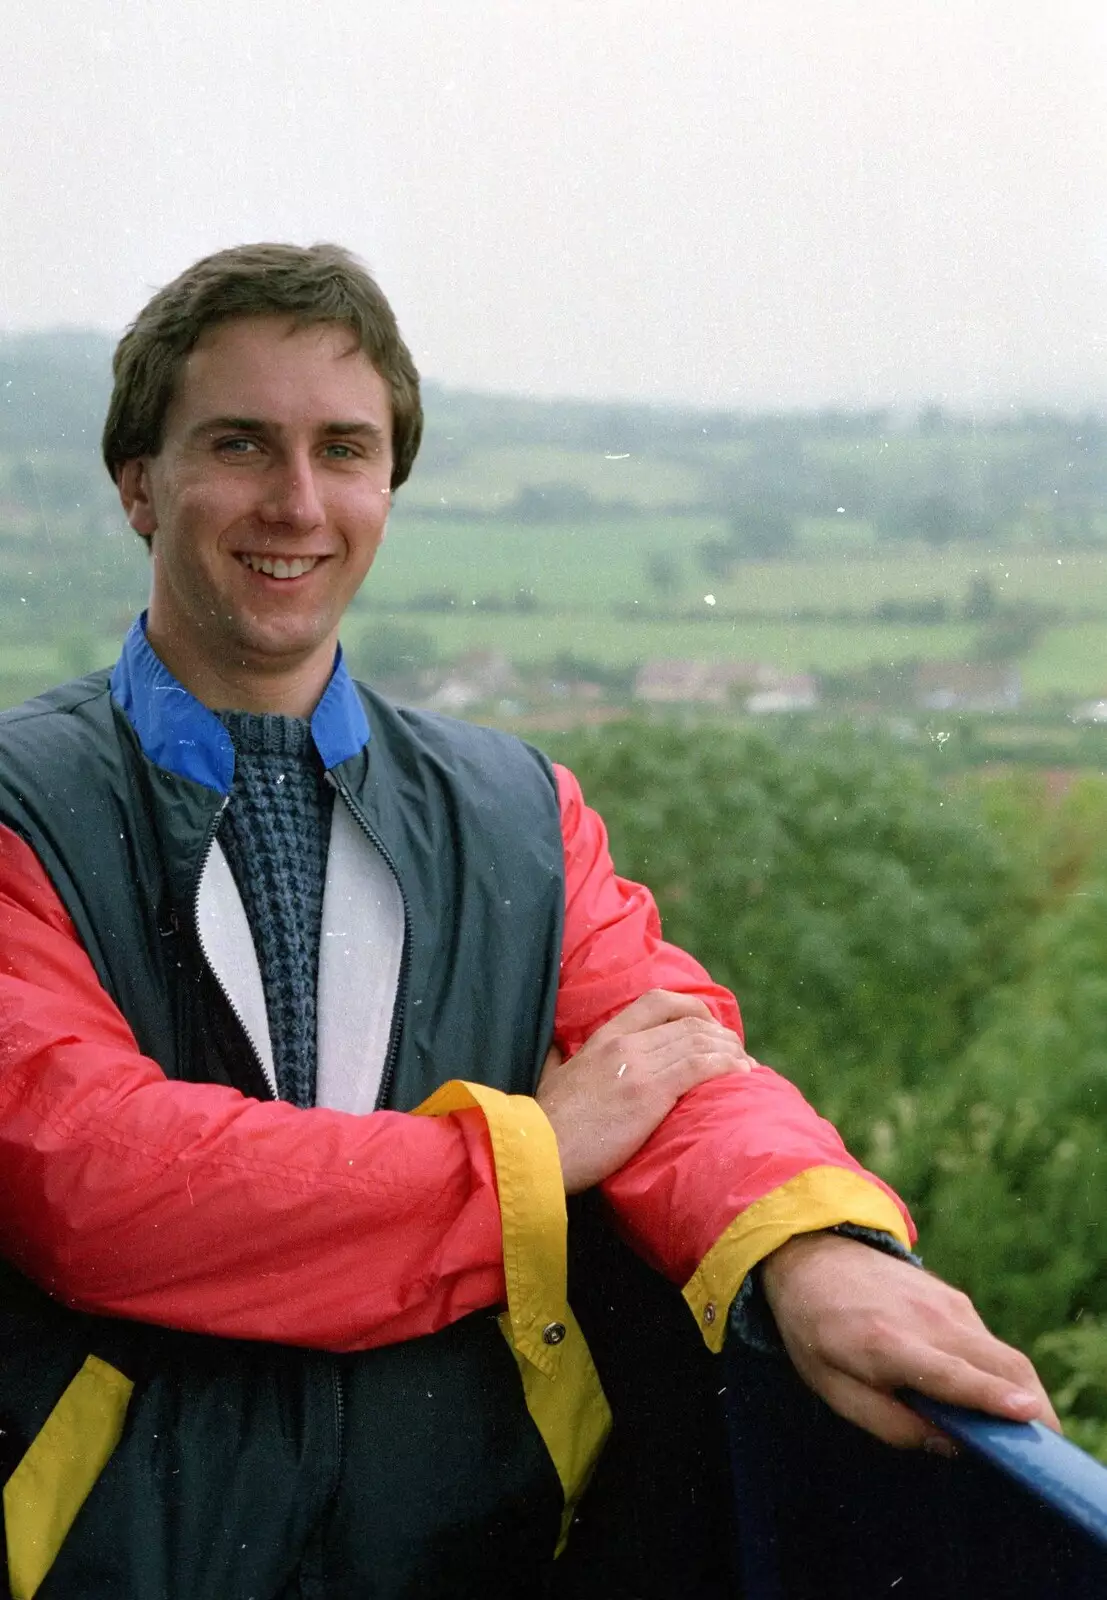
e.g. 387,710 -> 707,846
413,1081 -> 612,1545
413,1080 -> 569,1374
682,1165 -> 912,1353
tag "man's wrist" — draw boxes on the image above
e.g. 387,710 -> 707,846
728,1225 -> 921,1353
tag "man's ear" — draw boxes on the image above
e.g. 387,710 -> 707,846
118,459 -> 158,540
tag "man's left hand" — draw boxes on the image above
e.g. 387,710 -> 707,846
759,1232 -> 1060,1450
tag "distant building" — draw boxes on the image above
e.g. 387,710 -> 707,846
634,659 -> 770,706
1070,700 -> 1107,725
423,651 -> 518,712
745,674 -> 819,714
914,662 -> 1021,713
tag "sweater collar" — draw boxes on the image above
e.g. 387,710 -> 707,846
109,614 -> 370,794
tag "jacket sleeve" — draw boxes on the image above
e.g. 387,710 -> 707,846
552,763 -> 915,1351
0,822 -> 515,1352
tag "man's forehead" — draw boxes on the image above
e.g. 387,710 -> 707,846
170,315 -> 388,417
186,314 -> 369,370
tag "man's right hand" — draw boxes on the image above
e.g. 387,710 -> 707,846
535,990 -> 751,1194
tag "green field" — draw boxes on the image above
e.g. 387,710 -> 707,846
1023,625 -> 1107,699
402,445 -> 703,511
376,512 -> 1107,617
2,346 -> 1106,710
3,515 -> 1107,706
344,606 -> 978,677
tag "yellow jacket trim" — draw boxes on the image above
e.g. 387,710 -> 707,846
4,1354 -> 134,1600
683,1165 -> 913,1354
414,1081 -> 612,1545
498,1304 -> 611,1553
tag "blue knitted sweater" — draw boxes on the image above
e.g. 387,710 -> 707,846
217,711 -> 334,1108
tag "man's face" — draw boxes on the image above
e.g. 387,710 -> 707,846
119,315 -> 394,710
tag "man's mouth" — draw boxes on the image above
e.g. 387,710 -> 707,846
238,554 -> 322,580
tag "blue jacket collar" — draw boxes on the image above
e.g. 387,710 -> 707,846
109,615 -> 370,794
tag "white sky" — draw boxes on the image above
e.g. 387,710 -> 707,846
3,0 -> 1105,409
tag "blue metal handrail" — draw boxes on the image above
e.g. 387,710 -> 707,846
904,1390 -> 1107,1548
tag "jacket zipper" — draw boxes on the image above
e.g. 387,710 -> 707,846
322,771 -> 407,1505
331,1365 -> 345,1478
189,797 -> 275,1101
193,798 -> 348,1496
324,770 -> 412,1111
187,773 -> 411,1513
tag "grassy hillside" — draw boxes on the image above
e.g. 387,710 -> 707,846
2,331 -> 1106,711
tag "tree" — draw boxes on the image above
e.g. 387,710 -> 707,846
963,574 -> 998,620
890,854 -> 1107,1353
507,482 -> 598,523
728,505 -> 796,559
547,721 -> 1026,1131
645,551 -> 682,596
347,622 -> 438,682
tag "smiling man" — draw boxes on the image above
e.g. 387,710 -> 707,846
0,244 -> 1054,1600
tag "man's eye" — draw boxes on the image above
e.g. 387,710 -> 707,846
217,437 -> 258,454
324,442 -> 357,459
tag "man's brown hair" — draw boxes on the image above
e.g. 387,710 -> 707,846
102,242 -> 423,495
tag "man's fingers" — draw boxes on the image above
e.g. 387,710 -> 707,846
631,1014 -> 747,1062
591,989 -> 716,1042
537,992 -> 746,1193
796,1365 -> 941,1450
794,1349 -> 1055,1453
598,1019 -> 750,1100
889,1346 -> 1061,1433
663,1044 -> 752,1097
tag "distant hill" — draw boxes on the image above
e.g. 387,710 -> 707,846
0,330 -> 116,452
3,327 -> 1104,466
2,330 -> 1107,713
0,329 -> 749,458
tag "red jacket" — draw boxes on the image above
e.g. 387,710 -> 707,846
0,761 -> 912,1356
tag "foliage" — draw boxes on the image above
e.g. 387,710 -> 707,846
1035,1317 -> 1107,1459
547,721 -> 1029,1130
344,621 -> 438,684
546,720 -> 1107,1454
884,847 -> 1107,1353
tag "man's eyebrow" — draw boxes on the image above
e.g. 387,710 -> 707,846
320,421 -> 386,438
187,416 -> 268,439
186,417 -> 385,440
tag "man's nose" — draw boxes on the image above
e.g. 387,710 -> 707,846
259,453 -> 325,530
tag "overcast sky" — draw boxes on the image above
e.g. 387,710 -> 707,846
3,1 -> 1105,410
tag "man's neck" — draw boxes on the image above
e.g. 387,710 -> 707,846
145,623 -> 335,719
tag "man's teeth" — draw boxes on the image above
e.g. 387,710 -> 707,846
240,555 -> 319,579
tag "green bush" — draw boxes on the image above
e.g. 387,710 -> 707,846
546,720 -> 1107,1447
1035,1317 -> 1107,1460
887,856 -> 1107,1353
548,721 -> 1029,1134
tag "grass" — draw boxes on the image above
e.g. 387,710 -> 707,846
401,445 -> 703,511
377,515 -> 1107,619
1022,627 -> 1107,699
347,609 -> 980,675
369,512 -> 725,609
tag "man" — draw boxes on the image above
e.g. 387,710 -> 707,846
0,243 -> 1053,1599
